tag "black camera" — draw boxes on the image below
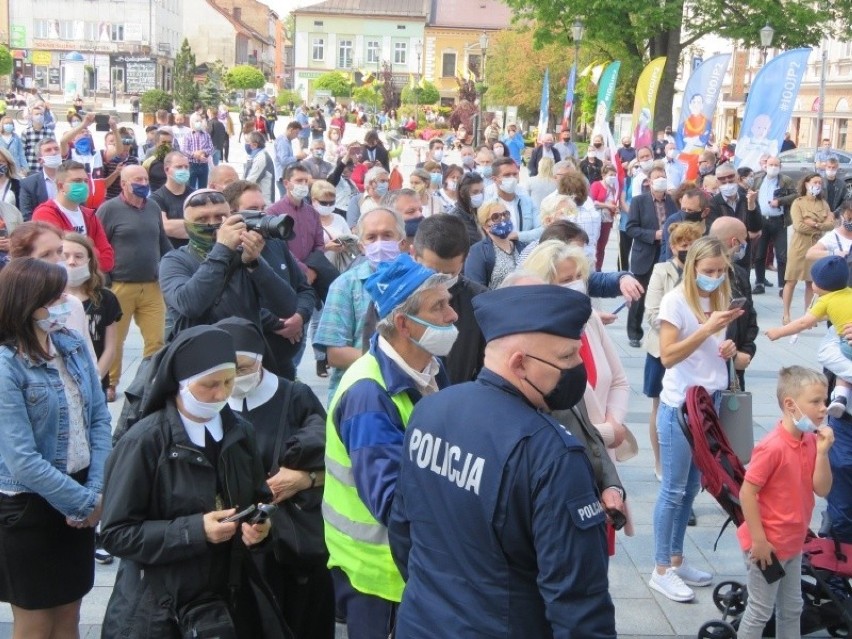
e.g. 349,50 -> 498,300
238,210 -> 294,241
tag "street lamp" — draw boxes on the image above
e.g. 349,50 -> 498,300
414,39 -> 422,128
570,19 -> 584,137
475,32 -> 489,146
759,22 -> 774,66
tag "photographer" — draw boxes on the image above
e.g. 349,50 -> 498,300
158,188 -> 298,340
224,180 -> 317,380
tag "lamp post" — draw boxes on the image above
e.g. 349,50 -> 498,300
570,19 -> 584,137
817,40 -> 827,145
759,22 -> 774,66
475,32 -> 489,146
414,39 -> 422,128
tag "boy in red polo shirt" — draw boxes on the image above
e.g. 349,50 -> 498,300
736,365 -> 835,639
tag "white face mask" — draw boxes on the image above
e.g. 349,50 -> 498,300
315,203 -> 335,216
499,177 -> 518,194
291,184 -> 310,200
561,279 -> 587,295
826,169 -> 838,179
432,149 -> 444,161
446,179 -> 458,192
64,261 -> 91,287
179,384 -> 228,421
640,160 -> 654,173
652,177 -> 668,192
230,370 -> 262,400
765,166 -> 780,178
35,301 -> 71,333
406,314 -> 459,356
720,182 -> 739,198
666,149 -> 675,159
444,274 -> 459,289
470,193 -> 485,208
42,154 -> 63,169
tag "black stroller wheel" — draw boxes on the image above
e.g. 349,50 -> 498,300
828,624 -> 849,638
713,580 -> 747,615
697,620 -> 737,639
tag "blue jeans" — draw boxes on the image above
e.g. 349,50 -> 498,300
212,149 -> 222,166
737,553 -> 803,639
189,162 -> 209,190
310,306 -> 325,362
653,402 -> 701,566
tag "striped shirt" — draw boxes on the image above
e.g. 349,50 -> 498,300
181,130 -> 214,164
22,124 -> 56,172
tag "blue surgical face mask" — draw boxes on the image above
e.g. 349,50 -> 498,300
131,183 -> 150,199
476,166 -> 493,178
2,124 -> 13,134
470,193 -> 485,208
374,182 -> 389,196
696,272 -> 725,292
490,219 -> 514,239
791,401 -> 818,433
732,241 -> 747,262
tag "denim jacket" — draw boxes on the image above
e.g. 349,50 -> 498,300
0,329 -> 112,519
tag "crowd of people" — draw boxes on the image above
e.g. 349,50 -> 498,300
0,98 -> 849,639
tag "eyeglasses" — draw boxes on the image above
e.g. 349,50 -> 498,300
186,189 -> 227,208
488,211 -> 511,224
316,200 -> 335,206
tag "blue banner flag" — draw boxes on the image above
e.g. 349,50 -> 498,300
560,63 -> 576,131
675,53 -> 731,155
736,48 -> 812,170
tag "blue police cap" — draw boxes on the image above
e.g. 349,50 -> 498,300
364,254 -> 436,319
473,284 -> 592,341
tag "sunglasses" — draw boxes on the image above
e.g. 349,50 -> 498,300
316,200 -> 335,207
488,211 -> 511,224
186,190 -> 227,208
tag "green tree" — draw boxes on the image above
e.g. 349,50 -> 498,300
174,39 -> 200,113
352,85 -> 381,111
401,81 -> 440,106
503,0 -> 852,131
225,65 -> 266,90
140,89 -> 173,114
0,46 -> 12,77
276,89 -> 302,112
199,81 -> 222,108
313,71 -> 352,97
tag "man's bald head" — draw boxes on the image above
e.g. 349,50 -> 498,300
121,164 -> 148,183
709,216 -> 747,254
209,165 -> 239,191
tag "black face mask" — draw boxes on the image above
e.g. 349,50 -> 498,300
682,210 -> 703,223
676,249 -> 689,264
525,356 -> 587,411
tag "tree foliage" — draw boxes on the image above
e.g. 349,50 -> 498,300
0,46 -> 12,77
174,39 -> 200,113
401,81 -> 440,106
352,85 -> 381,110
502,0 -> 852,130
313,71 -> 352,97
225,65 -> 266,90
276,89 -> 302,111
140,89 -> 173,114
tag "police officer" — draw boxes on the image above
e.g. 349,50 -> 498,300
389,284 -> 616,638
323,254 -> 457,639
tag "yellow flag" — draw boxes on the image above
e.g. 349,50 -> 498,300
630,56 -> 667,147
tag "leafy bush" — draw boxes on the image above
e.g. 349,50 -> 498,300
276,89 -> 302,110
313,71 -> 352,97
225,65 -> 266,90
401,81 -> 440,106
140,89 -> 173,114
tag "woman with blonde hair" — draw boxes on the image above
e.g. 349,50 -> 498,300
0,145 -> 23,207
556,169 -> 601,266
642,221 -> 705,479
464,200 -> 523,289
527,156 -> 558,209
523,239 -> 637,552
650,235 -> 744,603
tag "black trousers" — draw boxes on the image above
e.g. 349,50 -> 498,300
618,231 -> 633,272
627,269 -> 654,342
753,216 -> 787,287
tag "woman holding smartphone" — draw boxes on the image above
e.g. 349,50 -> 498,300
100,325 -> 285,638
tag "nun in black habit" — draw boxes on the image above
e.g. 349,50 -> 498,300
99,325 -> 291,639
217,317 -> 334,639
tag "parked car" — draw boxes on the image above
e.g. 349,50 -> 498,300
779,147 -> 852,199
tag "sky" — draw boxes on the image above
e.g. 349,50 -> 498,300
256,0 -> 324,16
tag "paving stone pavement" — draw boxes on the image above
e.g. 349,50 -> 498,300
0,127 -> 841,638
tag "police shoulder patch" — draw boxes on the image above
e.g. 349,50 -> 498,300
567,494 -> 606,530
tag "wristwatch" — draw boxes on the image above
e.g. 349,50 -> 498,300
308,471 -> 317,489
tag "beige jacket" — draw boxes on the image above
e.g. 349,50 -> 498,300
642,260 -> 682,358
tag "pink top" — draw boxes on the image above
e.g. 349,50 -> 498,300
736,422 -> 817,560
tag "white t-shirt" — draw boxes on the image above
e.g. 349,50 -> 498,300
658,286 -> 728,407
816,230 -> 852,255
56,201 -> 86,235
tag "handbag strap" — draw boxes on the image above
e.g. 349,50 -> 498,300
727,358 -> 740,393
269,380 -> 295,476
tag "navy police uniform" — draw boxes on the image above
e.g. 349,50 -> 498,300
388,285 -> 616,638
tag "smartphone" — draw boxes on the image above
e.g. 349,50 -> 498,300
247,503 -> 277,525
220,504 -> 256,523
728,297 -> 747,311
759,552 -> 786,584
94,113 -> 110,132
0,227 -> 7,239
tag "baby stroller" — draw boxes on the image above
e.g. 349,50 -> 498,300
678,386 -> 852,638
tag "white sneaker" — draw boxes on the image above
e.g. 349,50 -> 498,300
649,568 -> 695,602
827,396 -> 847,419
674,560 -> 713,587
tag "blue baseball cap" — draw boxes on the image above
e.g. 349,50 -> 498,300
365,254 -> 436,319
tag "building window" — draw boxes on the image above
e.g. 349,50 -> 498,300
338,39 -> 353,69
312,37 -> 324,61
110,24 -> 124,41
366,40 -> 380,64
441,52 -> 456,78
393,41 -> 406,65
839,119 -> 848,149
